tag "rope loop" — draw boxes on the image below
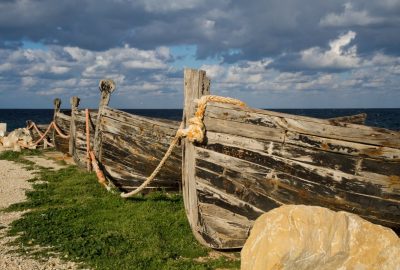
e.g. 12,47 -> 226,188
121,95 -> 246,198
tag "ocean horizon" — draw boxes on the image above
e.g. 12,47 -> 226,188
1,108 -> 399,132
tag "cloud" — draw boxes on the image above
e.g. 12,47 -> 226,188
37,88 -> 65,96
1,0 -> 399,59
320,3 -> 384,27
138,0 -> 204,13
0,1 -> 399,108
0,45 -> 181,108
300,31 -> 360,69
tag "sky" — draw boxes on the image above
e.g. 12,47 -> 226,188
0,0 -> 399,109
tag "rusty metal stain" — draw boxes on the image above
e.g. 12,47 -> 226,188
361,147 -> 384,157
321,142 -> 329,151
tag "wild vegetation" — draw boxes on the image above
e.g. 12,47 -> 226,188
0,150 -> 240,270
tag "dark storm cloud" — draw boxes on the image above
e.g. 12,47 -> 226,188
0,0 -> 399,108
1,0 -> 399,62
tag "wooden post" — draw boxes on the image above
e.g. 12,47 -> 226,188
52,98 -> 61,148
69,96 -> 80,159
93,79 -> 116,161
182,68 -> 210,245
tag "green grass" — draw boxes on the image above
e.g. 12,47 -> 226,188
0,150 -> 240,269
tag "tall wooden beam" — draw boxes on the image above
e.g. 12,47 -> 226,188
182,68 -> 210,246
52,98 -> 61,147
69,96 -> 80,159
93,79 -> 116,161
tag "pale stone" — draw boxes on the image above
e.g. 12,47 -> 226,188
1,137 -> 13,148
6,129 -> 23,144
241,205 -> 400,270
13,143 -> 21,152
1,128 -> 33,150
0,123 -> 6,137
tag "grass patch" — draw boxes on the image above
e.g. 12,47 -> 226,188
1,150 -> 240,269
0,149 -> 41,170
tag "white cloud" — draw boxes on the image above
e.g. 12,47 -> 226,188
300,31 -> 360,69
138,0 -> 203,13
320,3 -> 384,27
0,34 -> 399,109
21,76 -> 37,87
37,88 -> 65,96
0,62 -> 12,72
50,66 -> 70,74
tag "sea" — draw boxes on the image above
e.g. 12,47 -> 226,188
0,108 -> 399,132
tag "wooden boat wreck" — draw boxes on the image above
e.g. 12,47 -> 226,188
181,69 -> 400,249
45,80 -> 182,192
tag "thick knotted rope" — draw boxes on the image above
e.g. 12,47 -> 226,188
177,95 -> 246,143
120,95 -> 246,198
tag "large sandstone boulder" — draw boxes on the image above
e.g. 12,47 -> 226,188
241,205 -> 400,270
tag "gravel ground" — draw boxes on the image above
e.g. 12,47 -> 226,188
0,157 -> 83,270
23,156 -> 67,170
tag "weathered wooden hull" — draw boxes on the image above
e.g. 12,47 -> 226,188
54,111 -> 71,154
53,105 -> 182,192
97,107 -> 182,192
182,69 -> 400,249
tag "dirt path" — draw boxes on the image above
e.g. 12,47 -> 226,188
0,156 -> 82,270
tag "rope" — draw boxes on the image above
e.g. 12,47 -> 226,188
85,109 -> 92,171
85,109 -> 110,190
121,95 -> 246,198
52,122 -> 70,139
120,122 -> 183,198
178,95 -> 246,143
30,122 -> 55,147
25,121 -> 70,148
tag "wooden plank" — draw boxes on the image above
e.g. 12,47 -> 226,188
54,111 -> 70,154
103,106 -> 180,130
285,131 -> 400,161
196,147 -> 400,204
55,111 -> 71,122
101,134 -> 180,179
205,102 -> 400,147
102,160 -> 178,188
206,131 -> 358,175
195,149 -> 399,220
198,202 -> 252,249
204,117 -> 285,143
52,98 -> 61,145
201,142 -> 399,200
328,113 -> 367,125
69,97 -> 80,160
101,115 -> 178,146
196,166 -> 283,211
182,68 -> 210,247
205,131 -> 400,194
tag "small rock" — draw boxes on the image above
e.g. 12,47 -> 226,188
241,205 -> 400,270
